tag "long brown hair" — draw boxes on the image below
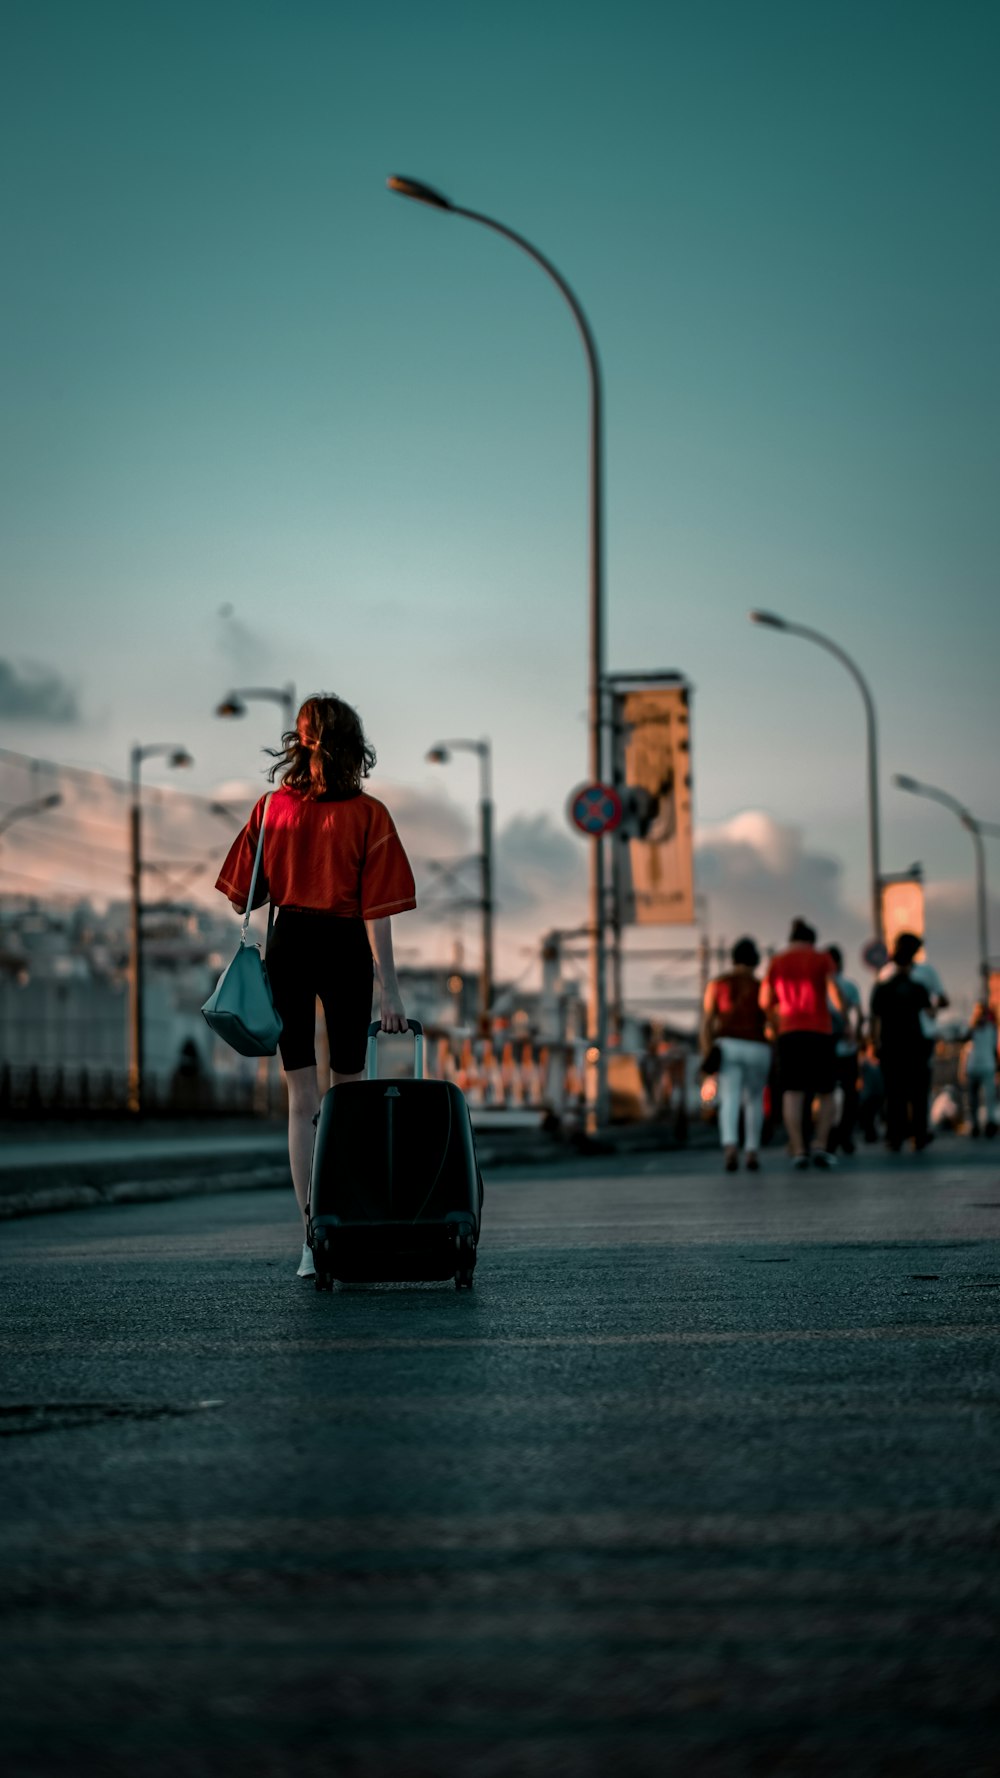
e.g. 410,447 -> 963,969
267,694 -> 376,799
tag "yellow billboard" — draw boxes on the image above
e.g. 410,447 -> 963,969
610,681 -> 694,926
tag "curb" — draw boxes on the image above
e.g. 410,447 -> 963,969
0,1126 -> 691,1221
0,1165 -> 292,1221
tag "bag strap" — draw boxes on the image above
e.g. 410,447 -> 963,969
241,794 -> 272,946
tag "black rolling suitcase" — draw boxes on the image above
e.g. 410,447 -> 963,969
308,1020 -> 483,1293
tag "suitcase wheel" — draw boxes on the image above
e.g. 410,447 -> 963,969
454,1227 -> 477,1288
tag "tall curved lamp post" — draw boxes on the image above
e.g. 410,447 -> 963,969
427,739 -> 494,1036
388,174 -> 610,1123
0,792 -> 62,842
893,773 -> 991,997
129,743 -> 193,1114
749,611 -> 883,944
216,684 -> 296,735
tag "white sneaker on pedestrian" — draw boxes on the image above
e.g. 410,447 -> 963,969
296,1242 -> 316,1278
812,1150 -> 838,1170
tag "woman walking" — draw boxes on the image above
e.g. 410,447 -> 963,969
215,694 -> 416,1276
961,1001 -> 999,1137
701,937 -> 772,1172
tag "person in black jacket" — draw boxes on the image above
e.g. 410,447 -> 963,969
870,961 -> 932,1152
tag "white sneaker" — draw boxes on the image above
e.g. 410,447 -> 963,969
296,1242 -> 316,1278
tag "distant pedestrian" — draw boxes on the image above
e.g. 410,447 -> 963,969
878,932 -> 949,1046
857,1043 -> 884,1143
761,918 -> 843,1170
826,944 -> 862,1155
961,1002 -> 999,1137
869,956 -> 932,1151
877,933 -> 948,1143
701,937 -> 772,1172
215,694 -> 416,1278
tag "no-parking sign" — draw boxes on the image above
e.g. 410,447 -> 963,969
568,782 -> 623,837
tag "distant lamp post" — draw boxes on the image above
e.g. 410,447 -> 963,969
893,773 -> 991,997
427,740 -> 494,1036
216,684 -> 296,735
390,172 -> 610,1124
129,744 -> 193,1115
0,792 -> 62,841
749,611 -> 883,944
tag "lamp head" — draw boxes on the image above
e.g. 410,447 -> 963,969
748,610 -> 788,630
216,696 -> 245,719
169,749 -> 194,770
426,746 -> 450,766
893,774 -> 920,793
387,175 -> 453,211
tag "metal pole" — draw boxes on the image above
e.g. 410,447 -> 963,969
478,742 -> 495,1038
430,200 -> 609,1127
892,775 -> 992,998
751,616 -> 882,942
127,748 -> 143,1115
968,818 -> 990,998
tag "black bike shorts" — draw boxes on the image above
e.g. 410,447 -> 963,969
265,910 -> 373,1074
777,1031 -> 836,1096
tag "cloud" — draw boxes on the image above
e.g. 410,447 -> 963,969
694,810 -> 857,951
376,781 -> 472,863
496,813 -> 586,917
0,660 -> 80,724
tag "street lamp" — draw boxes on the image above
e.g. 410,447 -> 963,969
427,739 -> 494,1035
216,684 -> 296,735
749,611 -> 883,944
389,173 -> 610,1125
129,744 -> 193,1114
893,773 -> 991,997
0,792 -> 62,841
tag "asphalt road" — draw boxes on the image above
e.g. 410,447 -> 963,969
2,1139 -> 999,1777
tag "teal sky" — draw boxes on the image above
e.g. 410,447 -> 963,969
2,0 -> 999,963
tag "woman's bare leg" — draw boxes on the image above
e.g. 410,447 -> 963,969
783,1089 -> 806,1156
285,1065 -> 321,1227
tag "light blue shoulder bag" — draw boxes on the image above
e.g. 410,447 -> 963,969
201,795 -> 283,1056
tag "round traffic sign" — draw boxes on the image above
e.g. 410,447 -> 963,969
861,938 -> 889,971
568,781 -> 623,837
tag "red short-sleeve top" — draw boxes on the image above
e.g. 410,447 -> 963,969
710,971 -> 767,1043
764,946 -> 836,1035
215,788 -> 417,921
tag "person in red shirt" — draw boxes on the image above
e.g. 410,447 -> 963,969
761,918 -> 843,1171
215,693 -> 416,1277
701,936 -> 772,1173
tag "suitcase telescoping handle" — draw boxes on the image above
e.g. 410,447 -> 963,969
366,1018 -> 424,1082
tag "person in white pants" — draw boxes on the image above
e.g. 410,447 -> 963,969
962,1003 -> 999,1136
701,937 -> 773,1172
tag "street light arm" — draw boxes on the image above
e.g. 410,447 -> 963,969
428,736 -> 493,801
751,612 -> 882,939
391,173 -> 608,1109
217,685 -> 296,730
0,793 -> 62,840
893,775 -> 974,828
781,621 -> 879,736
894,773 -> 991,993
224,687 -> 293,707
450,207 -> 603,400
